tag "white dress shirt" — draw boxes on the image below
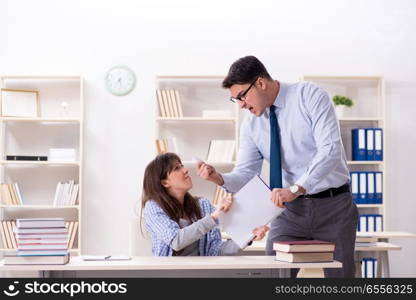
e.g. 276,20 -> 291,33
222,81 -> 350,195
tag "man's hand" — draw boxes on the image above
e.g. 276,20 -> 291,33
252,225 -> 270,241
271,188 -> 298,208
197,162 -> 224,186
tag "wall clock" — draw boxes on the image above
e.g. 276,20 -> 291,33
104,65 -> 136,96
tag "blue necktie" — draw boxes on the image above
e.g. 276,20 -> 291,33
269,105 -> 282,189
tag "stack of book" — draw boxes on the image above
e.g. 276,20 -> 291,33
206,140 -> 235,163
156,89 -> 183,118
0,183 -> 24,205
4,218 -> 70,265
53,180 -> 79,206
274,240 -> 336,263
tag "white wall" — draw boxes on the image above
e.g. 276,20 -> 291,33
1,0 -> 416,276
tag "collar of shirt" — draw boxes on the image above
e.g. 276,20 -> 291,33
264,81 -> 287,119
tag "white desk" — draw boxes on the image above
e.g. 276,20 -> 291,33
0,256 -> 342,278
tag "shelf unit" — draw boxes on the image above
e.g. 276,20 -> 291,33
155,75 -> 240,200
302,75 -> 389,277
302,75 -> 386,225
0,76 -> 83,256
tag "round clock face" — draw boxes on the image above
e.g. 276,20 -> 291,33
105,65 -> 136,96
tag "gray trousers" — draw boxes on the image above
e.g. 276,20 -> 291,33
266,191 -> 358,278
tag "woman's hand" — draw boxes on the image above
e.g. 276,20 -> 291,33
252,225 -> 270,241
211,195 -> 233,220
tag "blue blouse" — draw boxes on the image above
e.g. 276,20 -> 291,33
143,197 -> 223,256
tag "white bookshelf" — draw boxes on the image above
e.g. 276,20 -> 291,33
155,75 -> 240,201
0,76 -> 83,256
302,75 -> 386,227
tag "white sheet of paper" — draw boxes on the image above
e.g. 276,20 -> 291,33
218,175 -> 285,249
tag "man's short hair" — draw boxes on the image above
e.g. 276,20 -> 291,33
222,56 -> 272,88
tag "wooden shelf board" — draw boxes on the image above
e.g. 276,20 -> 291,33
156,75 -> 225,80
0,205 -> 79,209
347,161 -> 383,165
1,117 -> 80,123
357,204 -> 383,208
1,160 -> 79,166
157,117 -> 235,122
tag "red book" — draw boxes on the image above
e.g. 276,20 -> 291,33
273,240 -> 335,253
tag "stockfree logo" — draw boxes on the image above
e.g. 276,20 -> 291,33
3,281 -> 20,297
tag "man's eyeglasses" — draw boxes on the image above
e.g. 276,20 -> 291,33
229,78 -> 257,103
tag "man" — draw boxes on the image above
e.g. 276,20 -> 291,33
197,55 -> 358,277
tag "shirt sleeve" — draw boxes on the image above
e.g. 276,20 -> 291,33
143,201 -> 180,246
221,118 -> 264,193
170,215 -> 217,252
295,85 -> 344,193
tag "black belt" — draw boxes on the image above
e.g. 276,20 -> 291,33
299,183 -> 350,199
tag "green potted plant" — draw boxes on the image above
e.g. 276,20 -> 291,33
332,95 -> 354,118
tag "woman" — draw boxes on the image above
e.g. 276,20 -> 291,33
141,152 -> 268,256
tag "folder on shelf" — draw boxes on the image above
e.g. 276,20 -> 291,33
374,128 -> 383,161
365,128 -> 375,160
359,172 -> 367,204
366,172 -> 375,204
367,215 -> 375,233
352,129 -> 366,161
350,172 -> 359,204
362,258 -> 377,278
375,172 -> 383,204
358,215 -> 367,233
375,215 -> 383,232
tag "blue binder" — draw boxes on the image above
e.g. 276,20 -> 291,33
366,172 -> 375,204
359,172 -> 367,204
375,214 -> 383,232
362,258 -> 377,278
366,214 -> 375,232
365,128 -> 375,160
374,128 -> 383,161
358,215 -> 367,232
352,129 -> 366,161
350,172 -> 359,204
374,172 -> 383,204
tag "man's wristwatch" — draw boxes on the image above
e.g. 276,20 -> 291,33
289,184 -> 304,196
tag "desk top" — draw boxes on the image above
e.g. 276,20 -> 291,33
354,242 -> 401,251
356,232 -> 416,238
0,256 -> 342,272
223,231 -> 416,241
244,241 -> 402,252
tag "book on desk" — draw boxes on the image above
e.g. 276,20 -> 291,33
274,240 -> 335,263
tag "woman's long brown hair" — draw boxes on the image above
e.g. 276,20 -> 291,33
140,153 -> 202,232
